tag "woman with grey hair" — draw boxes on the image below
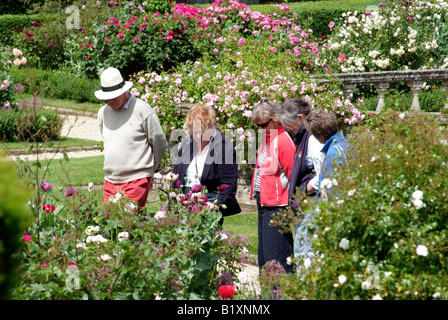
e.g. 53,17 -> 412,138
280,98 -> 324,211
250,98 -> 296,274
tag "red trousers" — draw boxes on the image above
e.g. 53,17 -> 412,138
103,177 -> 152,209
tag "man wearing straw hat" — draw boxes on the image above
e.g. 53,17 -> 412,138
95,67 -> 168,210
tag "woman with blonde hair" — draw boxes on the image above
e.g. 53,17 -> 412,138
250,98 -> 296,273
172,105 -> 241,224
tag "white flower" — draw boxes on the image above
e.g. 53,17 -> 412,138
286,256 -> 292,265
118,231 -> 129,242
433,292 -> 441,299
110,192 -> 123,203
361,281 -> 372,290
413,198 -> 424,209
99,254 -> 112,261
85,225 -> 100,236
88,182 -> 94,192
370,156 -> 377,162
412,190 -> 423,200
347,189 -> 356,196
368,50 -> 381,58
237,271 -> 252,285
86,234 -> 108,244
303,258 -> 312,269
76,242 -> 87,249
339,238 -> 350,250
416,244 -> 428,257
372,293 -> 383,300
338,274 -> 347,285
124,202 -> 137,214
163,172 -> 179,181
154,211 -> 166,220
384,271 -> 393,277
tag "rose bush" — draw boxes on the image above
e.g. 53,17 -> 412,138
277,110 -> 448,300
0,46 -> 27,109
11,173 -> 251,300
317,0 -> 448,73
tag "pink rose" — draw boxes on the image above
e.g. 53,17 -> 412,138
328,21 -> 335,29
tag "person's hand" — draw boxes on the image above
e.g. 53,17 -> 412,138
206,202 -> 219,211
306,182 -> 317,195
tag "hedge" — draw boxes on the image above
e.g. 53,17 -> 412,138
9,68 -> 100,104
0,107 -> 61,142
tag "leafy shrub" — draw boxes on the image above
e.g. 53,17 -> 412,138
0,107 -> 62,142
0,156 -> 33,299
9,68 -> 100,103
318,0 -> 448,73
280,110 -> 448,300
11,177 -> 250,300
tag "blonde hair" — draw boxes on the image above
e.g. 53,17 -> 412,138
186,105 -> 216,134
251,98 -> 280,125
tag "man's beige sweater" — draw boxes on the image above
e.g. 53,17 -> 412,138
98,95 -> 168,184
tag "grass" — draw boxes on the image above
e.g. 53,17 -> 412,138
224,211 -> 258,255
16,93 -> 103,114
21,155 -> 105,187
1,137 -> 100,150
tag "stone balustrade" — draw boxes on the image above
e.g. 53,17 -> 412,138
312,69 -> 448,113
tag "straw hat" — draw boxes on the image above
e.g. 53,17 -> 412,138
94,67 -> 133,100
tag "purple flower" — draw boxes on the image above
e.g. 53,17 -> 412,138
217,184 -> 229,192
40,180 -> 53,192
65,187 -> 77,198
191,184 -> 204,193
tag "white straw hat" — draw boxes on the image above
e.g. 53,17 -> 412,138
94,67 -> 133,100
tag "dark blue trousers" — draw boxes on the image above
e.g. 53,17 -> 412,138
254,192 -> 294,274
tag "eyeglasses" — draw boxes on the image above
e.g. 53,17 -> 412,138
256,120 -> 271,129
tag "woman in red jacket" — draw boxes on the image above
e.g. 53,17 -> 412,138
250,98 -> 296,274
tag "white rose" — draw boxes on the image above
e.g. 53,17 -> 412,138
413,198 -> 424,210
412,190 -> 423,200
416,244 -> 428,257
339,238 -> 350,250
118,231 -> 129,242
99,254 -> 112,261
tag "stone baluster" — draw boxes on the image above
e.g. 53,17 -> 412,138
374,82 -> 390,113
441,80 -> 448,111
407,81 -> 425,111
342,84 -> 356,101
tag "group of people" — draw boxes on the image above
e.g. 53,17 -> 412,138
94,67 -> 349,275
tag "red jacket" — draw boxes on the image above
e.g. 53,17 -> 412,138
250,125 -> 296,206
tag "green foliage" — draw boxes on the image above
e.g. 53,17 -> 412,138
280,110 -> 448,300
0,108 -> 62,142
9,68 -> 100,103
0,155 -> 32,299
0,14 -> 50,46
11,179 -> 250,300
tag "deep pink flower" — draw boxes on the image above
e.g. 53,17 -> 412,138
24,235 -> 32,242
328,21 -> 335,29
40,180 -> 53,192
337,54 -> 346,62
407,16 -> 412,22
134,37 -> 140,43
43,204 -> 56,215
218,285 -> 236,298
191,184 -> 204,193
65,187 -> 77,198
105,37 -> 110,42
217,184 -> 229,192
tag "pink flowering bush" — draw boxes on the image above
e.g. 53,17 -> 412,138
0,46 -> 27,108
